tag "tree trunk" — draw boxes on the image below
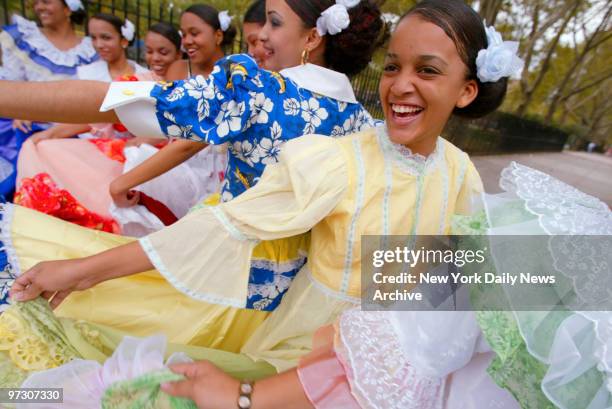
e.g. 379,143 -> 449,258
545,3 -> 612,122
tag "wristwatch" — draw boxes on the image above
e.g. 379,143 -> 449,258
237,380 -> 254,409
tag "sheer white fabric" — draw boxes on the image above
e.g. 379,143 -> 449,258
19,335 -> 190,408
335,309 -> 517,409
337,310 -> 446,409
486,161 -> 612,409
111,143 -> 227,237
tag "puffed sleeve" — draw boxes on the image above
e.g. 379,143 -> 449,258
139,135 -> 348,308
100,54 -> 281,143
0,31 -> 26,81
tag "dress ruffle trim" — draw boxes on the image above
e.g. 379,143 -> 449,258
2,15 -> 97,75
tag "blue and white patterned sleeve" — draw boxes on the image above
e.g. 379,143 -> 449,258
153,54 -> 285,144
101,54 -> 284,142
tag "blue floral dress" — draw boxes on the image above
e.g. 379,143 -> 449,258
132,53 -> 377,311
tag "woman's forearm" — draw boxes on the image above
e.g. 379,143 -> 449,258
251,369 -> 314,409
111,140 -> 207,192
49,123 -> 92,139
79,241 -> 154,288
0,80 -> 118,123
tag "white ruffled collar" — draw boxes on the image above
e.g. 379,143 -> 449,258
376,125 -> 444,175
280,63 -> 357,103
10,15 -> 97,67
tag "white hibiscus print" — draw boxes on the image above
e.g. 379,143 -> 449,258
184,75 -> 214,100
197,99 -> 210,122
331,125 -> 345,138
301,97 -> 329,134
232,139 -> 261,167
166,86 -> 184,102
283,98 -> 300,116
251,74 -> 264,88
164,112 -> 193,139
257,121 -> 284,165
214,101 -> 246,138
249,92 -> 274,125
338,101 -> 348,112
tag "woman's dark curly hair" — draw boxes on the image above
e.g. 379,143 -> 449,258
285,0 -> 384,77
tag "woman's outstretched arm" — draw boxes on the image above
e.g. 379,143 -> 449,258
110,140 -> 208,207
0,80 -> 118,124
10,241 -> 152,308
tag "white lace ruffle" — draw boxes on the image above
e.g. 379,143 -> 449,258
376,126 -> 444,176
499,161 -> 612,235
9,15 -> 97,68
491,161 -> 612,409
336,310 -> 445,409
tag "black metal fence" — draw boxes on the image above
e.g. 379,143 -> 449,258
2,0 -> 181,62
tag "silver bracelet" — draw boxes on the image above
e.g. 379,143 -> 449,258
237,380 -> 254,409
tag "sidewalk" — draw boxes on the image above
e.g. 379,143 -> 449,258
471,151 -> 612,207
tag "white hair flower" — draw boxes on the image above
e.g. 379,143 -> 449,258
218,10 -> 233,32
476,23 -> 524,83
316,0 -> 361,36
121,19 -> 135,42
64,0 -> 83,11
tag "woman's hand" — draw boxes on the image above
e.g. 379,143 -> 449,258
12,119 -> 32,133
110,177 -> 140,207
10,259 -> 96,308
161,361 -> 240,409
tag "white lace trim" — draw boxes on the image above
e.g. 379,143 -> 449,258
341,137 -> 366,295
337,310 -> 445,409
9,15 -> 96,67
500,161 -> 612,235
210,206 -> 259,243
139,236 -> 245,308
12,15 -> 96,67
0,203 -> 21,277
376,126 -> 444,176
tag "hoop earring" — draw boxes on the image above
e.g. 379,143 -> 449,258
301,49 -> 310,65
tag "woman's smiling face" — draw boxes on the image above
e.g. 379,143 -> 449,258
379,15 -> 477,155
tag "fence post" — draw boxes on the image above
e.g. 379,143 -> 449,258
136,0 -> 141,62
2,0 -> 9,25
147,0 -> 151,29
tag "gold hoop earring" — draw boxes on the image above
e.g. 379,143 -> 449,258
301,49 -> 310,65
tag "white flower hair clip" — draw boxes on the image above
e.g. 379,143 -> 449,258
64,0 -> 84,11
316,0 -> 361,36
121,19 -> 135,42
218,10 -> 234,32
476,23 -> 524,83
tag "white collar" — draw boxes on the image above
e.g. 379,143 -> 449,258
280,63 -> 357,104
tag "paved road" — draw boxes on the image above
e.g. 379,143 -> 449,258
472,151 -> 612,207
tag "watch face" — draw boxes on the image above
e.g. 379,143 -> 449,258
238,395 -> 252,409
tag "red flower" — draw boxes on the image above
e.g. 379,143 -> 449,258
15,173 -> 120,234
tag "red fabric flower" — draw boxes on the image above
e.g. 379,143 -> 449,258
15,173 -> 120,234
